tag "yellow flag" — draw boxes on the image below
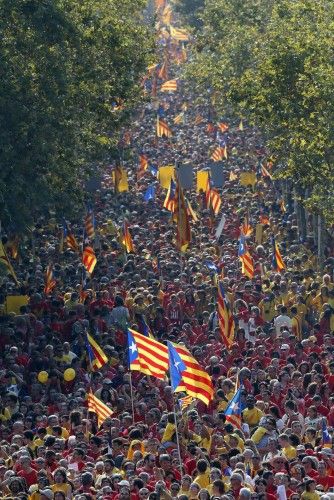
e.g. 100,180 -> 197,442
112,168 -> 128,192
240,172 -> 256,187
5,295 -> 28,314
158,165 -> 175,189
197,170 -> 209,193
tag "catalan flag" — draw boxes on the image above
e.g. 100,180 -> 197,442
138,154 -> 149,179
211,146 -> 224,162
63,222 -> 79,252
157,61 -> 168,80
147,63 -> 158,75
178,395 -> 195,412
82,246 -> 97,274
170,26 -> 189,41
156,117 -> 172,137
160,79 -> 178,92
217,282 -> 235,348
173,112 -> 184,125
194,115 -> 203,125
0,241 -> 19,285
86,332 -> 108,371
238,236 -> 254,279
128,329 -> 169,380
185,197 -> 198,222
225,386 -> 242,429
163,178 -> 176,212
174,180 -> 191,252
122,220 -> 135,253
168,342 -> 213,406
205,174 -> 221,215
240,212 -> 252,237
217,122 -> 229,133
84,206 -> 95,240
260,214 -> 270,225
272,237 -> 285,272
44,264 -> 56,294
87,391 -> 114,427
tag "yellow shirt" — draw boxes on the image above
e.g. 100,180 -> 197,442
46,426 -> 69,439
242,407 -> 263,427
161,423 -> 175,443
282,445 -> 297,460
194,471 -> 210,488
301,493 -> 320,500
51,483 -> 72,496
0,408 -> 11,422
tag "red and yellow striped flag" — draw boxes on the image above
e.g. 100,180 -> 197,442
238,236 -> 254,279
174,180 -> 191,252
194,115 -> 203,125
217,282 -> 235,348
82,247 -> 97,275
87,392 -> 114,427
0,241 -> 19,284
156,117 -> 172,137
44,264 -> 56,294
170,26 -> 189,41
128,329 -> 169,380
122,220 -> 135,253
161,79 -> 178,92
217,122 -> 229,133
157,61 -> 168,80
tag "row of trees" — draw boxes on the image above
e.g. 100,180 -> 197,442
0,0 -> 154,230
179,0 -> 334,228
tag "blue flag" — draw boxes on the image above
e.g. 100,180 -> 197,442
143,185 -> 156,202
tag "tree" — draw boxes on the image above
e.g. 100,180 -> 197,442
0,0 -> 154,230
187,0 -> 334,225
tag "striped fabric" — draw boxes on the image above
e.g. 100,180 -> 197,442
170,26 -> 189,41
217,282 -> 235,348
238,236 -> 254,279
205,175 -> 221,215
44,265 -> 56,294
172,343 -> 214,406
84,208 -> 95,240
217,122 -> 229,133
82,246 -> 97,274
161,79 -> 178,92
272,238 -> 285,272
87,392 -> 114,427
156,117 -> 172,137
86,333 -> 108,371
163,178 -> 176,212
122,220 -> 134,253
128,329 -> 169,380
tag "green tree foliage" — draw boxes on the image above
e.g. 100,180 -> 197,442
187,0 -> 334,225
0,0 -> 154,230
173,0 -> 204,29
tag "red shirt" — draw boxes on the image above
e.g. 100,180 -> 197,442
18,468 -> 38,486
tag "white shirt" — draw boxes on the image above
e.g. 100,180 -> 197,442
274,314 -> 292,335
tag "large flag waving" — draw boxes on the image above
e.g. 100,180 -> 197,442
205,174 -> 221,215
167,342 -> 213,405
84,206 -> 95,240
157,117 -> 172,137
63,221 -> 79,252
122,220 -> 135,253
217,282 -> 235,348
44,264 -> 56,294
128,329 -> 168,380
163,178 -> 176,212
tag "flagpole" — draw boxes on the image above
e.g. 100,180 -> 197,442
172,398 -> 183,478
129,371 -> 136,425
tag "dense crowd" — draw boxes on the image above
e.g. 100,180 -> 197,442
0,4 -> 334,500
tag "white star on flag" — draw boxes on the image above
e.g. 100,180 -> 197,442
129,342 -> 137,355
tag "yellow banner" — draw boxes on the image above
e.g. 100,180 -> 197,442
5,295 -> 29,314
159,165 -> 175,189
112,169 -> 128,192
197,170 -> 209,193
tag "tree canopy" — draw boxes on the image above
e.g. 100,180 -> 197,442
0,0 -> 154,230
187,0 -> 334,225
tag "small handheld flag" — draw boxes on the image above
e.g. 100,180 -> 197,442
122,220 -> 135,253
238,236 -> 254,279
272,237 -> 285,272
87,392 -> 114,427
82,246 -> 97,275
63,222 -> 79,252
161,79 -> 178,92
86,332 -> 108,371
157,117 -> 172,137
225,386 -> 242,429
84,206 -> 95,240
0,241 -> 19,285
44,264 -> 56,294
217,282 -> 235,348
163,178 -> 176,212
